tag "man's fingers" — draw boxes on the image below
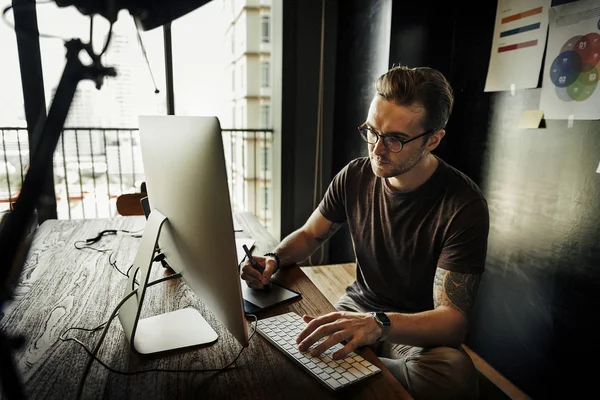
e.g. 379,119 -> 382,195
331,341 -> 359,360
241,262 -> 262,279
260,258 -> 279,284
297,319 -> 344,351
240,271 -> 263,289
307,331 -> 349,357
296,312 -> 343,343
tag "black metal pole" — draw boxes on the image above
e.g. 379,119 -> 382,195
0,39 -> 116,400
12,0 -> 57,222
163,22 -> 175,115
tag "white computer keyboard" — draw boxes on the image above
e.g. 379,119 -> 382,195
256,311 -> 381,391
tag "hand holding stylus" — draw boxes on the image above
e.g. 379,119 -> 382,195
241,245 -> 273,289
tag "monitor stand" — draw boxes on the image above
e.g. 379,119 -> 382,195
118,209 -> 218,355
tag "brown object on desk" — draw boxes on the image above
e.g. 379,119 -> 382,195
115,182 -> 147,216
1,212 -> 412,399
115,193 -> 146,216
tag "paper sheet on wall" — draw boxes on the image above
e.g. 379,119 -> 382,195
484,0 -> 551,92
539,0 -> 600,120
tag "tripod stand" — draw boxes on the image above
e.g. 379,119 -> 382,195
0,38 -> 116,400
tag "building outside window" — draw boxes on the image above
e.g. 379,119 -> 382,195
260,103 -> 271,129
261,61 -> 270,88
262,144 -> 270,172
262,186 -> 270,215
261,15 -> 270,43
240,63 -> 245,89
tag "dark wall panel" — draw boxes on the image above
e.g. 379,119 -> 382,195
468,90 -> 600,399
328,0 -> 392,263
281,0 -> 338,239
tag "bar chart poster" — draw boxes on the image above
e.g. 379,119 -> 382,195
540,0 -> 600,120
485,0 -> 551,92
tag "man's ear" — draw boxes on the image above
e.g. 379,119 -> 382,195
426,129 -> 446,151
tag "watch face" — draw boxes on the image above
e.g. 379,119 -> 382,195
376,312 -> 391,326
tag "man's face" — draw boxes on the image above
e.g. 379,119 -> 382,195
365,96 -> 430,179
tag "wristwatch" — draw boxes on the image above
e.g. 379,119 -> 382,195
369,311 -> 391,342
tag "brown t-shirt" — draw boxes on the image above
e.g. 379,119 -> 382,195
318,156 -> 489,313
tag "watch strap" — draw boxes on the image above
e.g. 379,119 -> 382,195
263,252 -> 280,272
370,311 -> 390,342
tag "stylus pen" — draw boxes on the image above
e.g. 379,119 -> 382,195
243,244 -> 264,274
242,244 -> 272,289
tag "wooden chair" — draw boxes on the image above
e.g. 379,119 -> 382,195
116,182 -> 147,216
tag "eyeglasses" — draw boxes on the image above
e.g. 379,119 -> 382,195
358,122 -> 437,153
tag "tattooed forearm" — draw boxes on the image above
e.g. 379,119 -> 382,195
433,268 -> 482,319
314,222 -> 342,243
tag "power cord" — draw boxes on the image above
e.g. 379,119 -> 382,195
61,270 -> 257,399
61,311 -> 258,376
2,1 -> 114,47
73,228 -> 150,282
76,229 -> 144,246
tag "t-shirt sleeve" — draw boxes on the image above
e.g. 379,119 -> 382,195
317,163 -> 351,223
437,198 -> 490,274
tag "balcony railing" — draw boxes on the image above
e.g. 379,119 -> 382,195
0,127 -> 274,229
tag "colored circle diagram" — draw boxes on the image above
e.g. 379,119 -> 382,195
550,32 -> 600,101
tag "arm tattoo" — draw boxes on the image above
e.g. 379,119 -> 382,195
433,268 -> 482,320
315,222 -> 342,243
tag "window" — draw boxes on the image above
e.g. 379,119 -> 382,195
231,69 -> 235,91
261,61 -> 270,88
240,104 -> 245,128
260,104 -> 271,129
261,15 -> 270,43
262,145 -> 270,172
240,63 -> 245,89
263,186 -> 270,209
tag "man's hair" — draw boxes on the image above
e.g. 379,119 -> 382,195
375,66 -> 454,132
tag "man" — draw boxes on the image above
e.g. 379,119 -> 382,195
241,65 -> 489,400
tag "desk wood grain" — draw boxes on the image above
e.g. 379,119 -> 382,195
1,213 -> 411,399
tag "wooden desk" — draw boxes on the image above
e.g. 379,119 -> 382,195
1,213 -> 411,399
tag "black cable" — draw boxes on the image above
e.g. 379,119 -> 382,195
133,18 -> 160,93
75,229 -> 143,247
63,269 -> 256,398
2,1 -> 77,40
130,264 -> 140,291
99,21 -> 113,56
73,243 -> 136,282
73,229 -> 146,282
70,273 -> 178,398
61,312 -> 258,376
108,250 -> 131,279
2,1 -> 114,53
89,14 -> 93,44
125,263 -> 135,279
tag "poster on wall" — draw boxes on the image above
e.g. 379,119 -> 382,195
484,0 -> 551,92
540,0 -> 600,120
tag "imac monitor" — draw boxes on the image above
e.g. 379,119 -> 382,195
118,115 -> 248,354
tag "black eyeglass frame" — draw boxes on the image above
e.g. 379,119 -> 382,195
358,122 -> 438,153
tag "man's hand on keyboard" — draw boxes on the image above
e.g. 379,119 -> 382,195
240,256 -> 277,289
296,312 -> 382,360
